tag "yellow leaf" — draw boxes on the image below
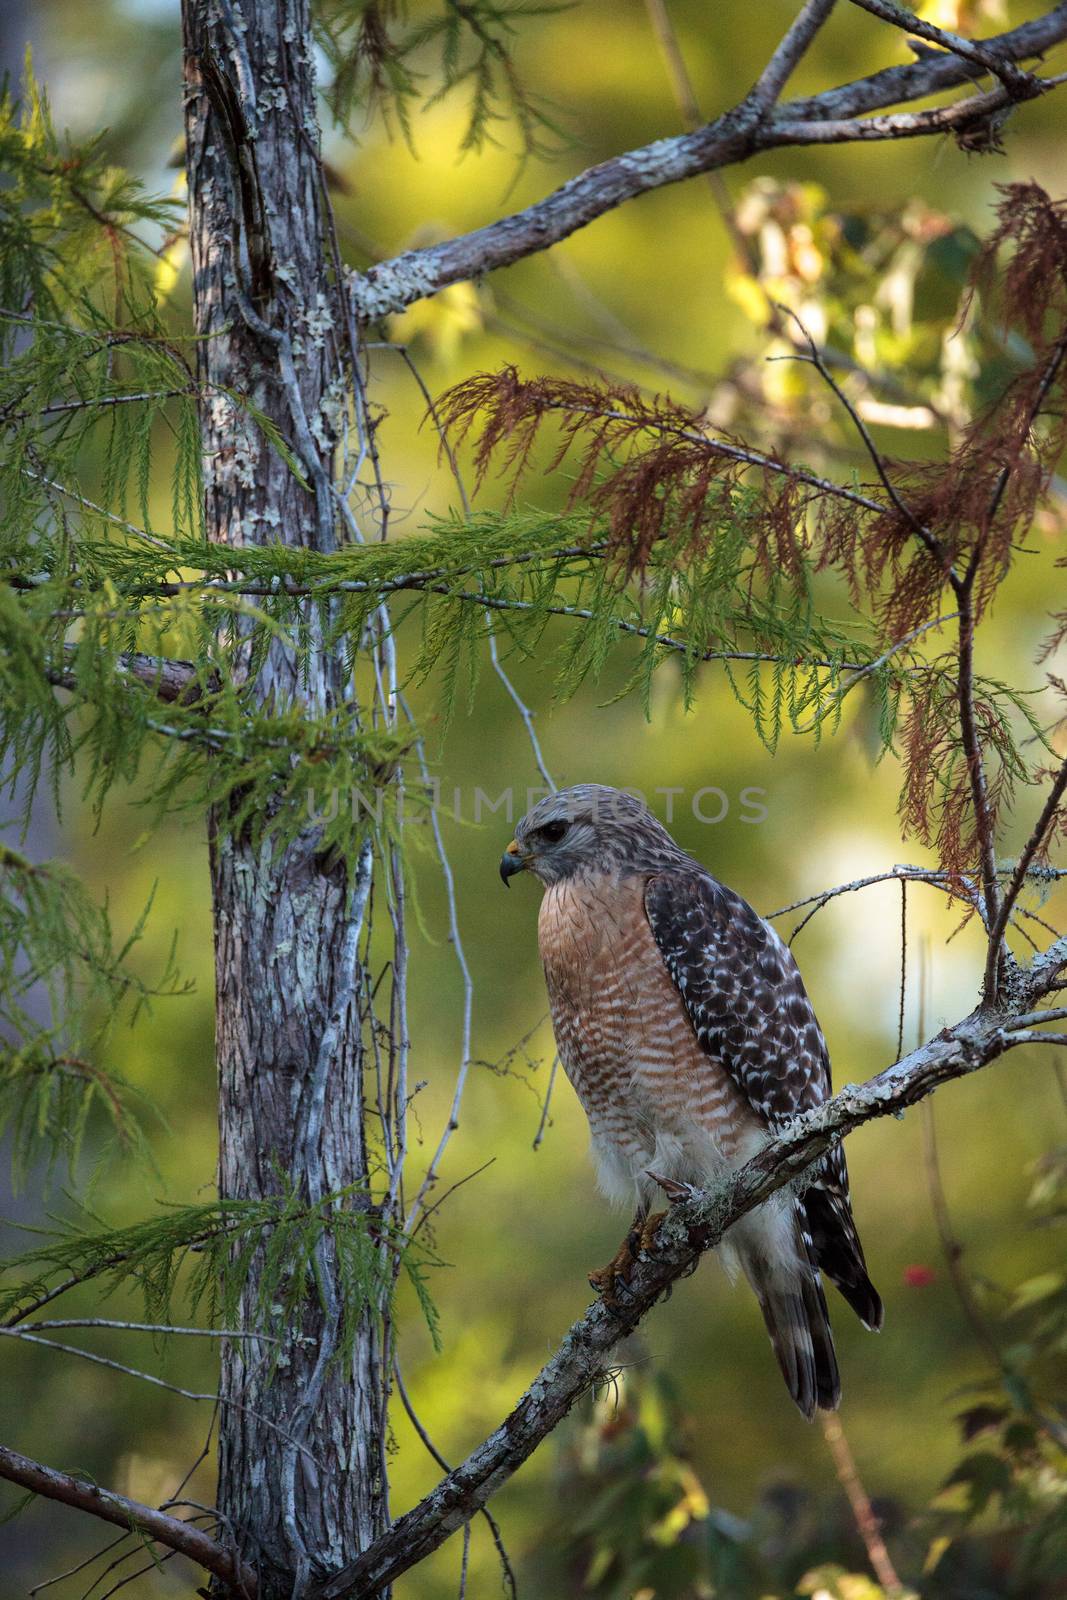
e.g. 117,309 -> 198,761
724,267 -> 770,326
924,1535 -> 953,1574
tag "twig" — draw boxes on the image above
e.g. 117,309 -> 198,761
955,592 -> 1002,938
748,0 -> 839,117
983,334 -> 1067,538
789,613 -> 958,734
0,1443 -> 256,1598
389,337 -> 556,790
533,1054 -> 561,1151
93,1547 -> 179,1600
0,1298 -> 319,1467
457,1522 -> 471,1600
29,1530 -> 132,1598
897,878 -> 907,1063
20,468 -> 175,552
487,627 -> 556,791
0,1328 -> 318,1462
347,7 -> 1067,319
527,398 -> 892,517
501,283 -> 719,389
400,711 -> 476,1238
11,1319 -> 267,1338
775,303 -> 947,567
847,0 -> 1037,97
770,73 -> 1064,147
394,1359 -> 517,1600
984,754 -> 1067,999
643,0 -> 750,265
406,1161 -> 496,1246
768,865 -> 979,944
8,389 -> 192,422
820,1413 -> 904,1595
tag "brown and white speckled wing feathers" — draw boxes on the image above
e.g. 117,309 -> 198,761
644,869 -> 882,1333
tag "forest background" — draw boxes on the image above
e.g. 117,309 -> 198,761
2,1 -> 1066,1597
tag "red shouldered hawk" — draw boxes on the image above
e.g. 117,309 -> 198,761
500,783 -> 881,1417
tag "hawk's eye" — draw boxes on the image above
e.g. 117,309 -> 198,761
539,819 -> 570,844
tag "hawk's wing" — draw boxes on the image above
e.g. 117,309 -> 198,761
643,868 -> 830,1127
644,869 -> 883,1331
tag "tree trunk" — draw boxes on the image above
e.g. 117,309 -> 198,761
181,2 -> 386,1591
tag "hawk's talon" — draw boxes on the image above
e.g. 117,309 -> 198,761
588,1239 -> 636,1306
588,1210 -> 668,1305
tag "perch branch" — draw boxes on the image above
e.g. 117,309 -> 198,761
316,952 -> 1064,1600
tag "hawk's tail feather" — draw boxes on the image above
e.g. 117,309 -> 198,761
804,1184 -> 884,1333
746,1227 -> 840,1420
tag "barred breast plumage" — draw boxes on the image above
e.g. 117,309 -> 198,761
539,869 -> 765,1207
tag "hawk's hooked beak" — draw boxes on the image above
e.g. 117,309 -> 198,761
500,839 -> 527,888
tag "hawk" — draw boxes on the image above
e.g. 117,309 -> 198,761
500,783 -> 881,1417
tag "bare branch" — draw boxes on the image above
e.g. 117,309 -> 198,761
770,74 -> 1064,146
315,953 -> 1062,1600
8,390 -> 192,422
985,755 -> 1067,996
955,595 -> 1002,937
767,865 -> 974,939
819,1414 -> 905,1596
0,1328 -> 321,1464
47,642 -> 202,704
347,6 -> 1067,319
846,0 -> 1039,96
0,1443 -> 256,1598
12,1319 -> 267,1338
748,0 -> 839,117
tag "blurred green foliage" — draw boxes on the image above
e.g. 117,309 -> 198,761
1,1 -> 1066,1598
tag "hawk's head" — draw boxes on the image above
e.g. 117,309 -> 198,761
500,783 -> 687,887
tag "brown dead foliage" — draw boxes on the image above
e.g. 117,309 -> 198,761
900,672 -> 1019,885
436,367 -> 743,570
970,183 -> 1067,346
435,186 -> 1067,888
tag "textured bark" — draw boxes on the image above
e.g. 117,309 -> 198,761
181,1 -> 385,1592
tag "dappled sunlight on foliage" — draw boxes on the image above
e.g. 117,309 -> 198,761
2,0 -> 1067,1595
